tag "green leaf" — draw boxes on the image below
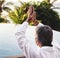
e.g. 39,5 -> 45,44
3,7 -> 12,12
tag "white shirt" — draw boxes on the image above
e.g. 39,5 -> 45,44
16,22 -> 60,58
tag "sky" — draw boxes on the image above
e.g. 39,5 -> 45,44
5,0 -> 43,2
5,0 -> 60,10
5,0 -> 60,3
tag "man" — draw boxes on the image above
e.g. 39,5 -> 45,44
16,6 -> 60,58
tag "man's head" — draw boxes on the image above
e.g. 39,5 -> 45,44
27,6 -> 53,47
35,25 -> 53,47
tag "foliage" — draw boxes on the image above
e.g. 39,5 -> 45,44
9,2 -> 30,24
0,0 -> 5,16
35,1 -> 60,31
8,1 -> 60,31
0,17 -> 7,23
0,0 -> 12,23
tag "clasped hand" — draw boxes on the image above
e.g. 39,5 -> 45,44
26,5 -> 39,26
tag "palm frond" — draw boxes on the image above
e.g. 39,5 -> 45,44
3,7 -> 12,12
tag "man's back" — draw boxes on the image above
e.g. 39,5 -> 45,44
16,22 -> 60,58
34,46 -> 60,58
26,43 -> 60,58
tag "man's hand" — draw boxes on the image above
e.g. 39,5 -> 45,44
27,5 -> 39,25
26,5 -> 34,23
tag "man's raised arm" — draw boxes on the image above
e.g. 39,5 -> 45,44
15,6 -> 44,58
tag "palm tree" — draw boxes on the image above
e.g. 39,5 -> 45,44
9,2 -> 30,24
8,0 -> 60,31
35,0 -> 60,31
